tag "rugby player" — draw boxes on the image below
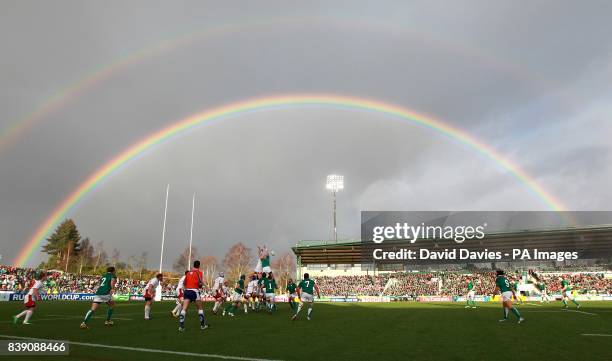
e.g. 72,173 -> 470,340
211,272 -> 225,314
245,274 -> 259,313
13,272 -> 46,325
171,271 -> 187,318
262,272 -> 278,313
255,272 -> 265,311
292,273 -> 320,321
465,278 -> 476,308
144,273 -> 163,320
286,278 -> 297,310
512,277 -> 523,305
560,277 -> 581,309
493,270 -> 524,323
223,274 -> 245,317
80,267 -> 116,328
538,281 -> 549,303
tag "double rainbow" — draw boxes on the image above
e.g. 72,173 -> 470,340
13,94 -> 566,266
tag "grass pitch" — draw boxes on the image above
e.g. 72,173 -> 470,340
1,301 -> 611,361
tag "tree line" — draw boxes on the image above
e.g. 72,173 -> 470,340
41,219 -> 296,289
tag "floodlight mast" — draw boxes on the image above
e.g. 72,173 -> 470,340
326,175 -> 344,243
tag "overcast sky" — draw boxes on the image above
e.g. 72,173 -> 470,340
1,1 -> 611,268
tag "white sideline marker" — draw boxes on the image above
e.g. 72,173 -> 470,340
528,310 -> 598,316
0,335 -> 282,361
521,302 -> 542,307
564,309 -> 598,316
46,315 -> 134,321
581,334 -> 612,337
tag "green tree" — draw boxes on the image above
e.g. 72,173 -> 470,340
41,219 -> 82,272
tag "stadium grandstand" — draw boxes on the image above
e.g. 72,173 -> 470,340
292,224 -> 612,276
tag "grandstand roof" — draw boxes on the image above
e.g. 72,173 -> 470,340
292,225 -> 612,265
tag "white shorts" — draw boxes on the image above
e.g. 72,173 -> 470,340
563,290 -> 573,299
262,266 -> 271,273
231,292 -> 243,302
265,293 -> 275,301
301,292 -> 314,303
255,260 -> 263,273
93,294 -> 112,303
467,290 -> 475,299
501,291 -> 513,302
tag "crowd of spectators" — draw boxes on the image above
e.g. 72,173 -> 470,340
0,265 -> 173,295
314,271 -> 611,296
1,265 -> 610,297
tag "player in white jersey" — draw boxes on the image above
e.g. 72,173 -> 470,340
13,272 -> 46,325
244,275 -> 258,313
171,271 -> 187,318
212,272 -> 225,314
144,273 -> 163,320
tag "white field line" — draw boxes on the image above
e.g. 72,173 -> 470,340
527,310 -> 598,316
581,334 -> 612,337
1,316 -> 132,323
46,315 -> 133,320
0,334 -> 283,361
521,302 -> 543,307
564,309 -> 598,316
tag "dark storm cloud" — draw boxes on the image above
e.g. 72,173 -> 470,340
1,1 -> 611,267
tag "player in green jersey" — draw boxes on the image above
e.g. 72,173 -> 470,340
465,279 -> 476,308
560,278 -> 581,309
80,266 -> 117,329
223,274 -> 245,317
538,282 -> 549,303
255,245 -> 273,273
286,279 -> 297,310
512,278 -> 523,305
292,273 -> 321,321
493,270 -> 524,324
262,272 -> 278,313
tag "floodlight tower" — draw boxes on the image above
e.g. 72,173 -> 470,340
326,175 -> 344,243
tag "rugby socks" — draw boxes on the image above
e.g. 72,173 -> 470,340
83,309 -> 94,323
172,304 -> 181,315
503,307 -> 509,319
295,303 -> 303,315
144,305 -> 151,319
24,310 -> 33,323
198,309 -> 206,326
244,304 -> 248,313
213,302 -> 220,313
15,310 -> 27,319
307,307 -> 312,318
106,308 -> 113,321
572,299 -> 580,307
562,299 -> 568,307
179,310 -> 186,328
511,307 -> 521,319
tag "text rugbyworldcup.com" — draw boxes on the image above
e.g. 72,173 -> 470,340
371,223 -> 486,244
